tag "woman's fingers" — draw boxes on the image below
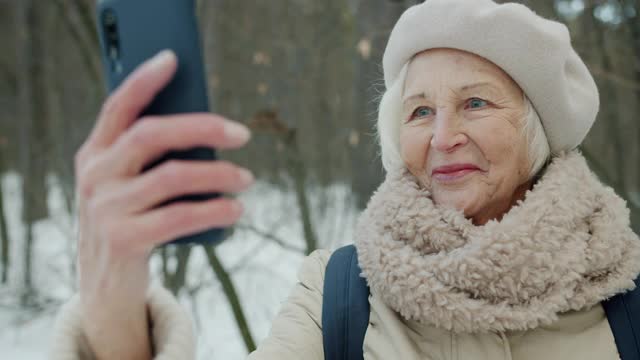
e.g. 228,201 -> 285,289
71,48 -> 254,360
72,48 -> 255,263
105,113 -> 251,177
103,160 -> 254,214
132,196 -> 243,249
80,183 -> 242,256
77,114 -> 251,196
85,50 -> 178,152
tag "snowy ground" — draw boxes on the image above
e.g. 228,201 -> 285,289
0,171 -> 358,359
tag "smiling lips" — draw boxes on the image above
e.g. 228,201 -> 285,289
431,163 -> 482,182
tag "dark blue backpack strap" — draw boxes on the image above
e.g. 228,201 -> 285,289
322,244 -> 371,360
602,276 -> 640,360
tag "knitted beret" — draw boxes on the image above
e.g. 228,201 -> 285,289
382,0 -> 599,153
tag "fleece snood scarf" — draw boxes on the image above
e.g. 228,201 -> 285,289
354,151 -> 640,333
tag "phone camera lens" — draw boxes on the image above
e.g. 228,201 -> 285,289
102,10 -> 119,44
101,8 -> 121,74
103,10 -> 117,27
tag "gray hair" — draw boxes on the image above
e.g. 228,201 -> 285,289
375,63 -> 551,179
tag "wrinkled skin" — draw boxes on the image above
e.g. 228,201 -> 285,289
399,48 -> 533,225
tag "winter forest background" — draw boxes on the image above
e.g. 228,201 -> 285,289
1,0 -> 639,358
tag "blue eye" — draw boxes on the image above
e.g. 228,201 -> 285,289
411,106 -> 433,119
468,98 -> 488,109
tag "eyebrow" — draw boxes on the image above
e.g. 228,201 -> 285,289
402,82 -> 500,105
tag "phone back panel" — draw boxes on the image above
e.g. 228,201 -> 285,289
96,0 -> 225,245
97,0 -> 208,116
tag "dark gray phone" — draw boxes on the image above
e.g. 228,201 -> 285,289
96,0 -> 225,246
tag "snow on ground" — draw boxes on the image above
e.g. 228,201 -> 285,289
0,171 -> 358,359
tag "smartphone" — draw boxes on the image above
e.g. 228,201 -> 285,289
96,0 -> 225,246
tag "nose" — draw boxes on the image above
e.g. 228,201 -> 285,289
430,112 -> 468,153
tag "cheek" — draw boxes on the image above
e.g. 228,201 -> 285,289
473,115 -> 517,151
469,116 -> 529,182
399,126 -> 431,172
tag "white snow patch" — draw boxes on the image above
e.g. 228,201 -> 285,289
0,172 -> 359,359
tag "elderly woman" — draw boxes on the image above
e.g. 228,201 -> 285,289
51,0 -> 640,359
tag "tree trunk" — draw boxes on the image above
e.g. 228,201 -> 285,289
16,0 -> 54,304
287,136 -> 318,255
622,0 -> 640,232
203,244 -> 256,353
162,245 -> 193,295
0,155 -> 9,284
16,0 -> 35,302
53,0 -> 102,85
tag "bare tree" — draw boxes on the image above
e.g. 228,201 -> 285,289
161,245 -> 194,295
203,243 -> 257,353
0,153 -> 9,284
248,109 -> 319,255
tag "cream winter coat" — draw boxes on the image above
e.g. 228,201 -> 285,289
50,153 -> 636,360
50,249 -> 621,359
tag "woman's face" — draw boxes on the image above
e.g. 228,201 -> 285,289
400,48 -> 532,225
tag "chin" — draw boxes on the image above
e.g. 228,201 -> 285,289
432,188 -> 481,215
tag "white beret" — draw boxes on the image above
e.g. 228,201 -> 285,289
382,0 -> 599,153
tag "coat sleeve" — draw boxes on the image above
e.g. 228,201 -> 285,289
47,249 -> 331,360
48,282 -> 196,360
247,249 -> 330,360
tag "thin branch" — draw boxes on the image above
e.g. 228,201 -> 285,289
235,223 -> 306,254
228,240 -> 270,273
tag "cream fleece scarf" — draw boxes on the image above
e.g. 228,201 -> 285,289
354,151 -> 640,333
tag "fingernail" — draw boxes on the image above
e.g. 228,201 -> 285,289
148,50 -> 175,71
239,168 -> 254,185
224,121 -> 251,142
